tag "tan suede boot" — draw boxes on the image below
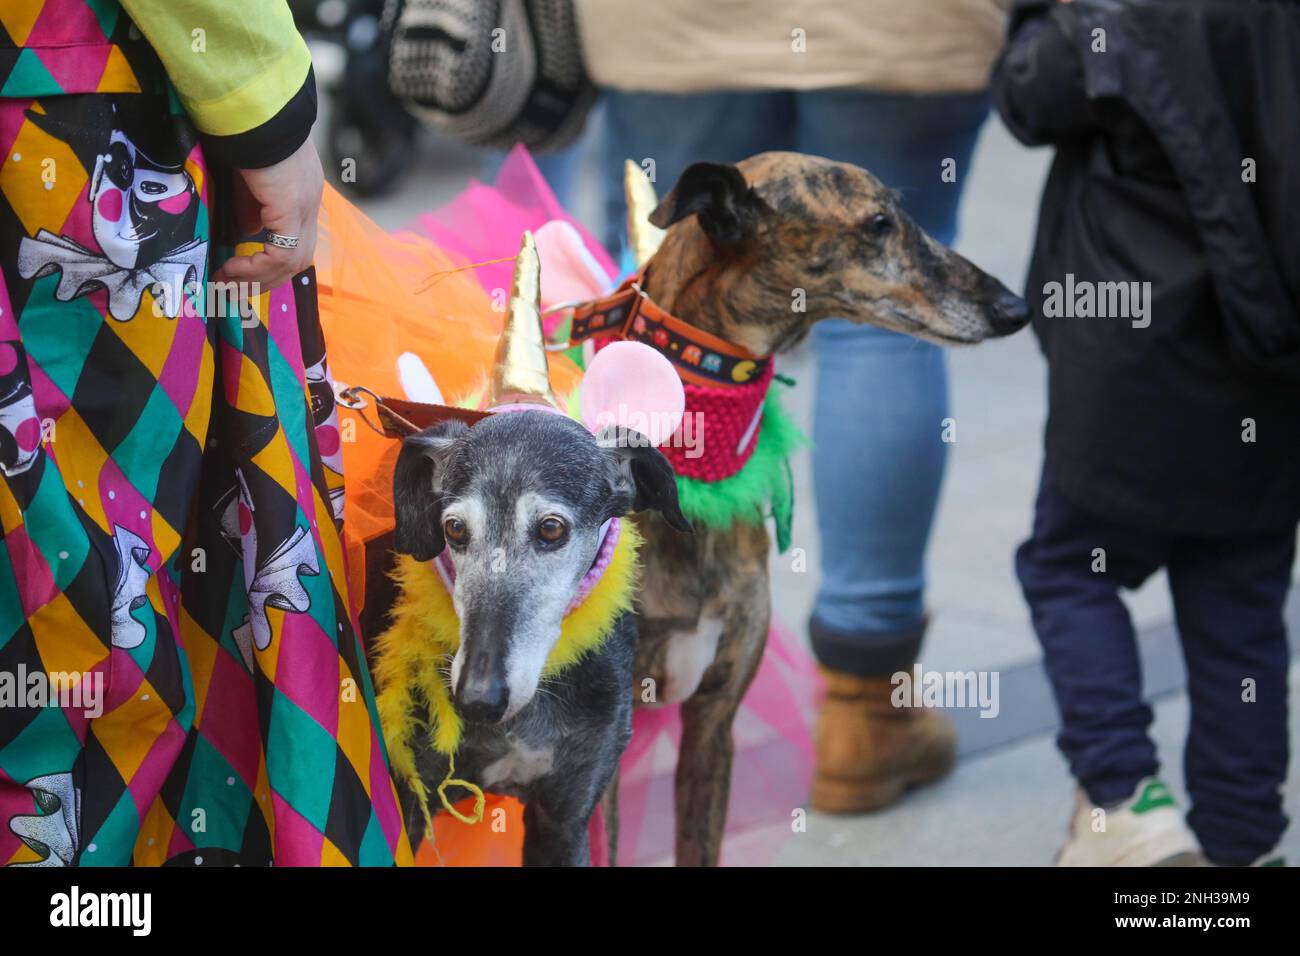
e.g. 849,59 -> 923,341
811,668 -> 957,813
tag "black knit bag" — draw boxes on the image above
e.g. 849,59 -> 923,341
383,0 -> 596,152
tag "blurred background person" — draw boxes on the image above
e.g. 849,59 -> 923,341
997,0 -> 1300,866
329,0 -> 596,200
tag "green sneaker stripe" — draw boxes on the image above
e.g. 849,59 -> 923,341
1131,780 -> 1177,814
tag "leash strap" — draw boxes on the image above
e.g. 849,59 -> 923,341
336,384 -> 490,439
569,269 -> 772,388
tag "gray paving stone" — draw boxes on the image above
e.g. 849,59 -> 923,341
773,666 -> 1300,867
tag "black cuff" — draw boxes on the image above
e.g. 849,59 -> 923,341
809,615 -> 928,678
200,66 -> 317,169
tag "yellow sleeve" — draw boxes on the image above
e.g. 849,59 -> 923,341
119,0 -> 312,138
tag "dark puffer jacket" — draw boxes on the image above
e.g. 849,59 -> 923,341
992,0 -> 1300,535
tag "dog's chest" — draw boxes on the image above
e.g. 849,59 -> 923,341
635,616 -> 725,705
479,733 -> 555,791
452,713 -> 563,799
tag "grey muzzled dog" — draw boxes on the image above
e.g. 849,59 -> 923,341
386,411 -> 689,865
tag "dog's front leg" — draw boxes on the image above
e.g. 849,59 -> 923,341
673,579 -> 771,867
598,766 -> 621,865
522,795 -> 592,867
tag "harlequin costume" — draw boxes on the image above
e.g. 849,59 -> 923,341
0,0 -> 406,866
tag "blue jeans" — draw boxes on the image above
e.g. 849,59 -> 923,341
1017,469 -> 1293,864
602,89 -> 989,673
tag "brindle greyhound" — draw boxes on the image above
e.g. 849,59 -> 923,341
619,153 -> 1028,866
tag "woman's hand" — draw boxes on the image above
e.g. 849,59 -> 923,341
216,138 -> 324,290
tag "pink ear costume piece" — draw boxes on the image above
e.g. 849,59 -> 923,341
580,341 -> 685,447
534,220 -> 611,310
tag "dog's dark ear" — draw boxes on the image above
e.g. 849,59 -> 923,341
392,421 -> 469,560
649,162 -> 766,247
598,426 -> 692,533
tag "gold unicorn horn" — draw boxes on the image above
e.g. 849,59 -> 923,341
625,159 -> 666,267
486,230 -> 560,409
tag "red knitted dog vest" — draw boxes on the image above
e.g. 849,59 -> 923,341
574,270 -> 775,481
652,355 -> 773,480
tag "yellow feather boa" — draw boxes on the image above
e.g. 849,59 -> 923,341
373,520 -> 641,827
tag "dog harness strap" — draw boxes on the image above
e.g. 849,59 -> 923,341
570,268 -> 772,388
569,277 -> 642,343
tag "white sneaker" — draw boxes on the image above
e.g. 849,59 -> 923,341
1057,778 -> 1203,867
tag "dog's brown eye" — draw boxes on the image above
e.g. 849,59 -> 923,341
866,213 -> 893,236
537,515 -> 567,543
444,516 -> 468,545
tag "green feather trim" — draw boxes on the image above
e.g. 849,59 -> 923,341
675,383 -> 806,552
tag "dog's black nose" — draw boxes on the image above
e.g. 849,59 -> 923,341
989,292 -> 1031,335
457,676 -> 509,724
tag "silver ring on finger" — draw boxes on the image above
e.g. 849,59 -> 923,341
265,232 -> 300,250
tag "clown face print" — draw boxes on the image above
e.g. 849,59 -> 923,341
110,525 -> 151,650
0,341 -> 41,476
6,772 -> 80,867
218,470 -> 320,655
90,130 -> 199,272
15,125 -> 208,322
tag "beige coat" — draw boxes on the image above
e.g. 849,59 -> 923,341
574,0 -> 1012,94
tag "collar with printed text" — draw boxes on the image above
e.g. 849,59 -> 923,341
568,267 -> 772,388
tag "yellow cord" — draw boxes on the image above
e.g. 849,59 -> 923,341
437,752 -> 486,825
